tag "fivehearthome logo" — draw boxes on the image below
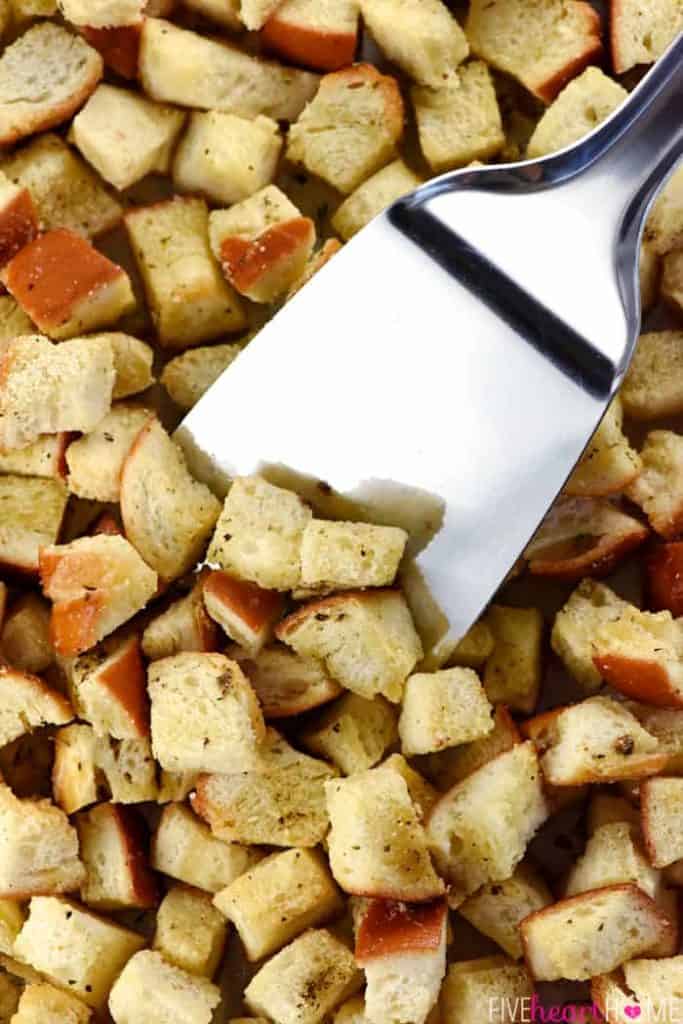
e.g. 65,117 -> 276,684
488,994 -> 683,1023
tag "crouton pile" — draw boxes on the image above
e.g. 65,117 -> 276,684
0,0 -> 680,1021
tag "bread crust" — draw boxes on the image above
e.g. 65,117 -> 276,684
355,898 -> 447,962
81,23 -> 142,79
261,15 -> 357,71
647,542 -> 683,616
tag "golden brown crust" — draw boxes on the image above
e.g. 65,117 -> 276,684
533,6 -> 603,102
355,898 -> 447,962
261,15 -> 357,71
0,188 -> 38,270
219,217 -> 315,295
81,22 -> 142,79
647,542 -> 683,617
527,524 -> 648,581
203,571 -> 284,635
593,653 -> 683,708
95,634 -> 150,738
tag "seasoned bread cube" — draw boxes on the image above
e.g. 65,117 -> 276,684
0,23 -> 102,146
76,23 -> 142,78
0,665 -> 71,748
244,929 -> 361,1024
161,343 -> 241,412
0,173 -> 37,272
2,231 -> 134,341
276,590 -> 422,702
71,85 -> 184,191
448,620 -> 495,670
175,114 -> 282,208
182,0 -> 240,26
140,18 -> 318,120
427,743 -> 547,905
142,583 -> 218,660
466,0 -> 602,103
627,431 -> 683,538
153,885 -> 227,977
92,734 -> 158,804
0,435 -> 67,482
125,197 -> 246,349
621,956 -> 683,1017
527,67 -> 626,158
51,724 -> 99,814
261,0 -> 359,72
193,730 -> 335,846
52,725 -> 158,812
10,983 -> 91,1023
355,897 -> 447,1024
156,771 -> 197,804
120,416 -> 221,581
483,606 -> 543,714
0,296 -> 32,344
325,759 -> 444,900
622,332 -> 683,420
332,160 -> 421,241
0,785 -> 84,898
382,753 -> 439,820
459,861 -> 552,960
66,633 -> 149,739
591,602 -> 683,707
611,0 -> 683,73
0,476 -> 67,574
361,0 -> 467,86
59,0 -> 144,26
300,520 -> 407,591
641,777 -> 683,868
202,571 -> 284,655
398,667 -> 493,757
565,821 -> 659,899
441,956 -> 534,1024
300,692 -> 397,773
644,165 -> 683,256
564,397 -> 641,497
415,704 -> 520,791
75,802 -> 157,910
648,542 -> 683,617
208,476 -> 312,591
551,579 -> 630,692
520,884 -> 671,981
66,406 -> 151,503
149,652 -> 265,773
0,900 -> 25,956
214,848 -> 343,961
91,333 -> 154,400
108,950 -> 220,1024
287,64 -> 404,194
413,62 -> 504,172
152,803 -> 259,893
229,644 -> 342,718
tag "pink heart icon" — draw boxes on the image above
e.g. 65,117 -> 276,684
624,1006 -> 641,1019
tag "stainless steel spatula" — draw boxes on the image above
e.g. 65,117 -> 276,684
177,36 -> 683,666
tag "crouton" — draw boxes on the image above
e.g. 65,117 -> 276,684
0,477 -> 67,579
0,899 -> 24,956
0,172 -> 37,273
0,23 -> 102,146
413,61 -> 504,172
108,950 -> 220,1024
300,692 -> 397,773
214,848 -> 343,961
202,572 -> 283,655
466,0 -> 602,103
611,0 -> 683,73
59,0 -> 144,26
627,431 -> 683,538
0,973 -> 19,1020
80,22 -> 142,80
0,435 -> 67,482
2,231 -> 135,341
550,579 -> 629,692
140,18 -> 318,120
152,804 -> 259,893
641,777 -> 683,868
261,0 -> 359,72
644,166 -> 683,256
65,633 -> 149,739
53,725 -> 159,811
276,590 -> 422,703
124,197 -> 246,349
0,664 -> 71,748
51,724 -> 99,814
566,821 -> 659,899
0,296 -> 32,344
142,583 -> 218,660
647,542 -> 683,617
10,983 -> 91,1024
161,343 -> 241,412
398,667 -> 493,757
332,160 -> 421,241
149,652 -> 265,774
156,771 -> 197,804
93,734 -> 158,804
239,0 -> 279,29
520,884 -> 671,981
621,956 -> 683,1018
526,67 -> 626,158
427,742 -> 547,905
459,861 -> 552,960
193,729 -> 335,846
299,520 -> 407,592
564,398 -> 641,497
120,416 -> 221,581
382,753 -> 439,820
621,332 -> 683,420
182,0 -> 240,26
90,333 -> 154,400
591,603 -> 683,707
441,956 -> 534,1024
287,65 -> 404,193
0,784 -> 84,898
229,644 -> 342,717
65,406 -> 151,503
244,929 -> 362,1024
75,802 -> 157,910
287,237 -> 342,298
445,620 -> 495,671
417,703 -> 520,791
483,606 -> 543,714
525,697 -> 666,785
153,885 -> 227,977
361,0 -> 467,86
525,496 -> 648,580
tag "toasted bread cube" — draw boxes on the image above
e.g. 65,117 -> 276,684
300,520 -> 407,591
108,950 -> 220,1024
241,0 -> 281,29
382,753 -> 439,820
229,644 -> 342,718
142,583 -> 218,660
245,929 -> 361,1024
287,237 -> 342,298
591,603 -> 683,707
120,417 -> 221,581
0,784 -> 84,898
10,983 -> 91,1023
482,606 -> 542,715
550,579 -> 629,692
52,723 -> 99,814
182,0 -> 240,26
644,166 -> 683,256
662,249 -> 683,317
459,861 -> 552,960
611,0 -> 683,73
59,0 -> 144,26
427,743 -> 547,905
0,477 -> 68,577
588,791 -> 642,834
564,397 -> 641,497
527,67 -> 626,158
86,333 -> 154,401
0,435 -> 67,482
277,590 -> 422,703
441,956 -> 534,1024
413,703 -> 520,792
75,802 -> 157,910
0,295 -> 32,344
566,820 -> 659,899
332,160 -> 421,241
627,431 -> 683,538
526,697 -> 666,785
622,332 -> 683,420
80,21 -> 142,80
93,734 -> 158,804
0,172 -> 37,271
360,0 -> 467,86
413,62 -> 504,172
71,85 -> 184,192
53,726 -> 158,812
398,667 -> 493,757
214,848 -> 343,961
193,729 -> 335,846
287,65 -> 404,194
447,621 -> 495,671
40,535 -> 157,657
520,884 -> 671,981
140,18 -> 318,120
621,956 -> 683,1017
153,885 -> 226,978
300,692 -> 397,773
125,197 -> 246,349
0,335 -> 114,453
325,759 -> 444,901
261,0 -> 359,72
202,571 -> 285,656
0,972 -> 19,1019
161,343 -> 241,412
66,633 -> 149,740
65,406 -> 151,503
466,0 -> 602,103
0,664 -> 71,748
157,771 -> 197,804
149,652 -> 265,774
151,803 -> 259,893
648,542 -> 683,617
641,777 -> 683,868
0,898 -> 25,955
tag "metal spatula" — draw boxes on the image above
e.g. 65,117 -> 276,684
177,35 -> 683,666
